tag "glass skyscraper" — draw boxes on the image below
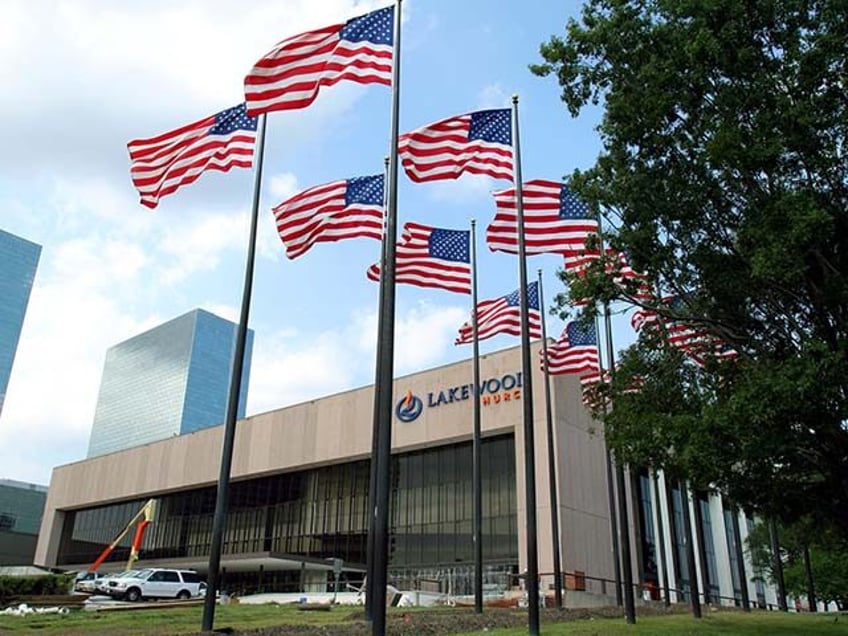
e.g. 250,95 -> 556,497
0,230 -> 41,418
86,309 -> 253,458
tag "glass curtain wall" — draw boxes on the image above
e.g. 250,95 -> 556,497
636,470 -> 659,598
58,434 -> 518,587
723,507 -> 744,605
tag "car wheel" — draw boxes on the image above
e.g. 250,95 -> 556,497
125,587 -> 142,602
177,590 -> 191,600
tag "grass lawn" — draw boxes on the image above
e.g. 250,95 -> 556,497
459,610 -> 848,635
0,603 -> 845,635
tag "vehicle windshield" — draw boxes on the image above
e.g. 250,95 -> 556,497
114,569 -> 142,579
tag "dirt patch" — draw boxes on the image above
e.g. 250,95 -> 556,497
190,604 -> 687,636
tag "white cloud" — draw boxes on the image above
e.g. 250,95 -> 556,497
267,173 -> 299,201
477,83 -> 510,110
246,300 -> 466,416
157,211 -> 249,284
0,277 -> 161,480
426,175 -> 498,203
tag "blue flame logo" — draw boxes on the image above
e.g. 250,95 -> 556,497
395,389 -> 423,422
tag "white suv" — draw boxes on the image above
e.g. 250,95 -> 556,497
105,568 -> 205,602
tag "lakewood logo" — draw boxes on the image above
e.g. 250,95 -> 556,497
395,372 -> 522,422
395,390 -> 424,422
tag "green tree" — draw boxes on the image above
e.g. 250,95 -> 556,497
531,0 -> 848,532
746,519 -> 848,609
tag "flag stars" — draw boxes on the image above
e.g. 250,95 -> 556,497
430,229 -> 470,263
566,321 -> 597,346
469,109 -> 512,144
341,6 -> 394,45
560,184 -> 591,219
346,175 -> 385,207
505,282 -> 540,309
210,103 -> 258,134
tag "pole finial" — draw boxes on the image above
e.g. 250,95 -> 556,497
512,94 -> 519,104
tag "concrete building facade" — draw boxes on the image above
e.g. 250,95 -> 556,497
0,229 -> 41,418
37,343 -> 775,607
86,309 -> 253,458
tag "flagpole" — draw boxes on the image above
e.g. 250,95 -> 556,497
470,219 -> 483,614
680,480 -> 702,618
365,155 -> 391,621
371,2 -> 401,634
537,269 -> 563,610
201,112 -> 267,633
595,209 -> 636,624
589,312 -> 623,607
511,94 -> 540,636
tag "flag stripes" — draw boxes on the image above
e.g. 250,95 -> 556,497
272,175 -> 384,259
486,180 -> 598,255
245,6 -> 394,115
398,110 -> 513,182
127,104 -> 257,209
456,282 -> 542,345
367,222 -> 471,294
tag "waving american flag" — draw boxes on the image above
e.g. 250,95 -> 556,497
398,109 -> 513,182
486,180 -> 598,255
245,6 -> 394,115
367,222 -> 471,294
456,282 -> 541,345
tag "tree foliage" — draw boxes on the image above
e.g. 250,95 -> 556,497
746,518 -> 848,609
532,0 -> 848,531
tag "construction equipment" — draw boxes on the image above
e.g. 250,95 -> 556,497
88,499 -> 157,572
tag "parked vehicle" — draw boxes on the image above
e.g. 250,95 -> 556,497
104,568 -> 205,602
73,571 -> 103,593
95,569 -> 142,595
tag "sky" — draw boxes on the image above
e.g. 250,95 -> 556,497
0,0 -> 634,486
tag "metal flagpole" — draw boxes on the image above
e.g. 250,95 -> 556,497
471,219 -> 484,614
201,112 -> 267,633
692,491 -> 712,605
730,508 -> 751,611
597,326 -> 623,609
679,480 -> 702,618
769,519 -> 788,611
537,269 -> 563,610
365,156 -> 391,621
595,210 -> 636,624
371,2 -> 402,634
605,450 -> 624,606
511,94 -> 540,636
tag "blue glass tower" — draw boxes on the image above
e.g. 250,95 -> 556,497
0,230 -> 41,418
86,309 -> 253,458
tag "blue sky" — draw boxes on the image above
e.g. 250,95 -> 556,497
0,0 -> 635,485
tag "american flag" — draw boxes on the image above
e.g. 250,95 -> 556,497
272,175 -> 384,259
486,180 -> 599,255
580,368 -> 608,411
367,222 -> 471,294
244,6 -> 394,115
398,109 -> 513,182
630,306 -> 661,333
541,321 -> 600,376
456,281 -> 542,345
127,103 -> 257,209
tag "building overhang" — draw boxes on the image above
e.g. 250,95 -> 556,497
62,552 -> 365,576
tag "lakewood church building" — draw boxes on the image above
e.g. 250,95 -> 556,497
35,343 -> 777,606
